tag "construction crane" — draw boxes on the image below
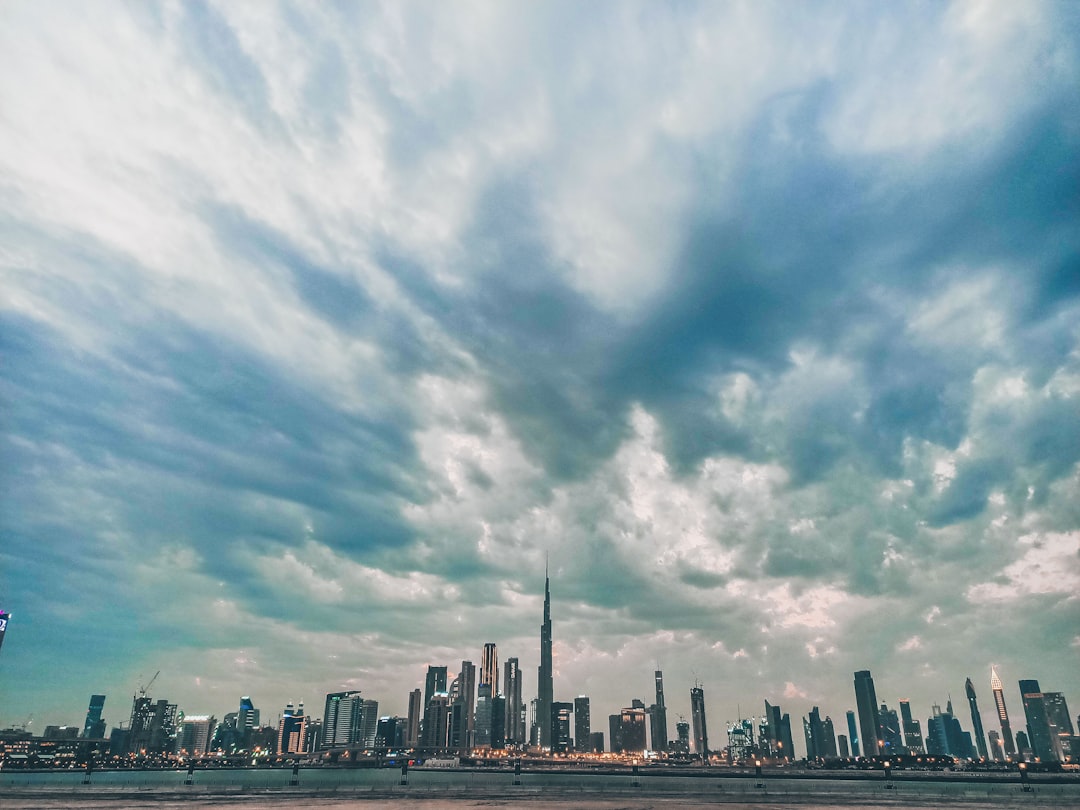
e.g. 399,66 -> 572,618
137,670 -> 160,698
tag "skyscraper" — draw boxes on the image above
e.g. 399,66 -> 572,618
424,666 -> 448,709
990,666 -> 1016,758
83,694 -> 106,739
321,691 -> 363,749
690,684 -> 709,764
537,566 -> 554,748
406,688 -> 422,748
237,696 -> 259,742
879,703 -> 903,755
481,644 -> 498,695
1043,692 -> 1074,757
846,709 -> 860,757
456,660 -> 476,748
619,704 -> 647,753
503,658 -> 524,746
651,670 -> 668,752
277,702 -> 307,754
361,699 -> 379,748
574,696 -> 591,753
1019,679 -> 1058,762
177,715 -> 216,756
965,677 -> 989,760
853,670 -> 881,758
899,699 -> 924,753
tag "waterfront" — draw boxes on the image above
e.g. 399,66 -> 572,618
2,767 -> 1078,809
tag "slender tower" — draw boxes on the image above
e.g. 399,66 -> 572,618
990,666 -> 1016,758
690,683 -> 709,764
537,563 -> 554,748
853,670 -> 881,758
965,677 -> 989,760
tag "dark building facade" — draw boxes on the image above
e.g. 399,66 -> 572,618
690,685 -> 709,762
651,670 -> 668,752
537,569 -> 554,749
574,696 -> 591,753
899,699 -> 923,753
83,694 -> 106,739
1019,679 -> 1058,762
854,670 -> 881,758
503,658 -> 524,747
964,677 -> 989,759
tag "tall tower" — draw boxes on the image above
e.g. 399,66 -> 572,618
83,695 -> 106,739
853,670 -> 881,758
990,666 -> 1016,758
537,565 -> 554,748
846,709 -> 860,757
574,696 -> 591,752
965,677 -> 989,759
651,670 -> 669,752
503,658 -> 524,746
481,644 -> 499,695
690,684 -> 709,764
1019,679 -> 1058,762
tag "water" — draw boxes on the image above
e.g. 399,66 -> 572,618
2,766 -> 1078,808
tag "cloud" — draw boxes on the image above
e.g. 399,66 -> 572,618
1,0 -> 1078,736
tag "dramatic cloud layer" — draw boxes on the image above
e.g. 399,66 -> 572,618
2,1 -> 1077,739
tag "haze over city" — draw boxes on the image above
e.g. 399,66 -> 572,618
1,0 -> 1078,743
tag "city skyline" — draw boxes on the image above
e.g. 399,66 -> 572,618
2,1 -> 1078,744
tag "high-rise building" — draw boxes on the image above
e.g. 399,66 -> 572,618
589,731 -> 605,753
574,696 -> 591,753
537,567 -> 554,749
1043,692 -> 1074,760
965,677 -> 989,759
1016,730 -> 1032,758
619,705 -> 647,753
990,666 -> 1016,758
926,703 -> 974,759
838,733 -> 850,758
552,702 -> 574,753
988,730 -> 1004,762
406,689 -> 422,748
83,695 -> 106,738
652,670 -> 668,752
375,716 -> 400,748
805,707 -> 825,760
675,720 -> 691,756
127,696 -> 178,756
361,700 -> 379,748
474,683 -> 494,748
690,684 -> 709,763
1019,679 -> 1058,762
481,644 -> 498,695
424,666 -> 448,710
763,701 -> 782,757
458,661 -> 476,748
422,694 -> 450,749
277,702 -> 307,754
177,715 -> 216,756
879,703 -> 903,755
503,658 -> 524,746
237,696 -> 260,743
846,710 -> 860,757
0,610 -> 9,655
322,691 -> 363,749
609,714 -> 623,753
780,712 -> 795,761
823,716 -> 838,758
853,671 -> 881,758
899,700 -> 923,753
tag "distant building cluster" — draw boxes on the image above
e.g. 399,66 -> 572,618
0,585 -> 1075,770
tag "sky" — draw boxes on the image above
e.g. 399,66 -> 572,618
1,1 -> 1078,746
